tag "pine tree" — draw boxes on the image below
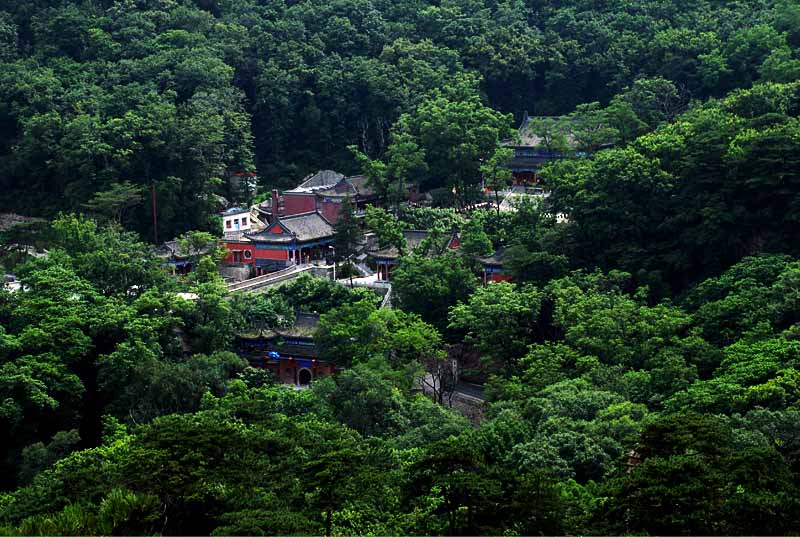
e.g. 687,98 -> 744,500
333,196 -> 361,285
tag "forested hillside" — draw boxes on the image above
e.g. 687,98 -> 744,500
3,1 -> 800,535
2,0 -> 800,238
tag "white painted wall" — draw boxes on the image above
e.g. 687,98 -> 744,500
222,211 -> 251,232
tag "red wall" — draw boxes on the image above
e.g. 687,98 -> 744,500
223,243 -> 253,265
320,199 -> 342,223
263,358 -> 336,385
282,193 -> 316,216
223,242 -> 289,264
255,248 -> 289,261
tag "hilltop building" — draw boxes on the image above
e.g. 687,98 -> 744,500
219,169 -> 383,278
236,313 -> 336,386
255,170 -> 378,225
477,249 -> 512,284
369,229 -> 460,281
221,207 -> 262,234
158,239 -> 214,275
504,113 -> 576,184
222,211 -> 335,275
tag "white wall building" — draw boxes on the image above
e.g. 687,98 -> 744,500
221,208 -> 252,233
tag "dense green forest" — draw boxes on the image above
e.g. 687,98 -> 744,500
4,209 -> 800,534
3,0 -> 800,535
2,0 -> 800,237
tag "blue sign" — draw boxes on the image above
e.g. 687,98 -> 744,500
268,351 -> 281,359
298,361 -> 313,367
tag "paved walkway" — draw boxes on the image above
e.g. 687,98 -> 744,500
227,264 -> 318,293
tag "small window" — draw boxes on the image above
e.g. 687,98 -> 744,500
243,250 -> 252,260
234,218 -> 239,228
226,220 -> 232,229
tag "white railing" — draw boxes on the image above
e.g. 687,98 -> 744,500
227,264 -> 315,293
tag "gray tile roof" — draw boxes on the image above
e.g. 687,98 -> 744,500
0,213 -> 44,232
295,170 -> 344,191
223,231 -> 248,242
246,212 -> 334,244
313,175 -> 377,199
478,248 -> 507,266
158,239 -> 213,259
505,113 -> 578,148
368,230 -> 456,260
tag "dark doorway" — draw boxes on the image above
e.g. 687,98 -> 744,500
298,368 -> 312,385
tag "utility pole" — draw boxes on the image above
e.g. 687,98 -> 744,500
151,182 -> 159,244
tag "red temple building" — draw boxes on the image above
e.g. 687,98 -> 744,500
220,169 -> 380,278
477,249 -> 513,283
223,211 -> 335,275
256,170 -> 378,225
504,113 -> 576,185
236,313 -> 336,386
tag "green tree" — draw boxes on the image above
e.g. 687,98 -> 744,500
365,206 -> 406,255
566,102 -> 620,153
332,196 -> 361,284
392,254 -> 477,334
459,216 -> 493,259
525,116 -> 571,155
593,413 -> 800,535
82,182 -> 144,226
480,147 -> 513,214
392,88 -> 514,205
448,282 -> 542,372
407,435 -> 499,536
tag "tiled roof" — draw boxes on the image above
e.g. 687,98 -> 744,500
0,213 -> 44,232
313,175 -> 377,199
368,230 -> 456,260
292,170 -> 344,192
240,313 -> 321,358
343,175 -> 376,197
276,313 -> 319,338
158,239 -> 213,259
504,113 -> 578,148
245,212 -> 333,243
223,231 -> 248,242
477,248 -> 507,266
221,207 -> 249,216
238,313 -> 319,339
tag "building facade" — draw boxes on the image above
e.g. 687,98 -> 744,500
236,313 -> 336,386
221,207 -> 254,233
369,230 -> 460,281
223,211 -> 335,275
504,113 -> 574,185
255,170 -> 378,226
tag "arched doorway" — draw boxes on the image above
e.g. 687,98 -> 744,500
298,368 -> 313,386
